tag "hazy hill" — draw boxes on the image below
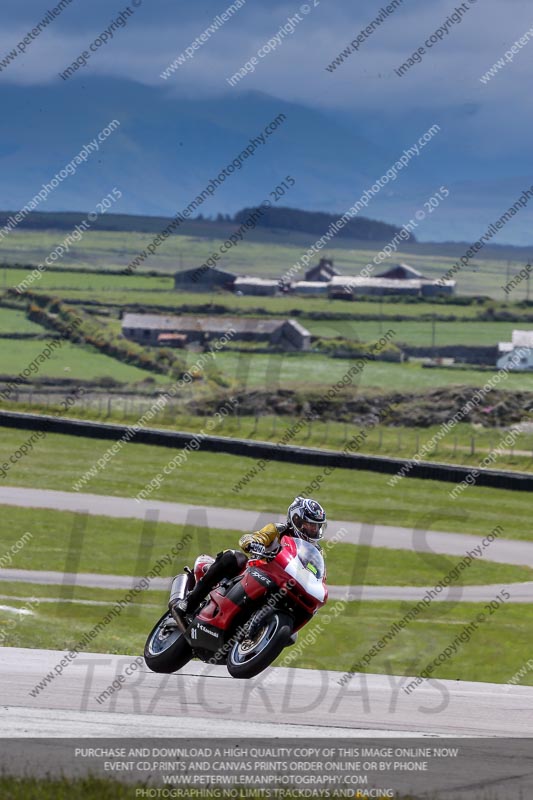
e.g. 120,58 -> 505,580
0,77 -> 532,245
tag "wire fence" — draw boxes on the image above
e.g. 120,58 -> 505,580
1,390 -> 532,463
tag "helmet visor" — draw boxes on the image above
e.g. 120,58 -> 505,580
301,520 -> 325,541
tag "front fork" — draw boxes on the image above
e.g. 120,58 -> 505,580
168,569 -> 194,634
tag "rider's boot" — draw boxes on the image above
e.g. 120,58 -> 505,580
169,549 -> 247,625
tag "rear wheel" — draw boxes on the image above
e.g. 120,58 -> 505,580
144,612 -> 193,673
226,611 -> 292,679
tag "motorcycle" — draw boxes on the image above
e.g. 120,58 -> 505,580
144,536 -> 328,679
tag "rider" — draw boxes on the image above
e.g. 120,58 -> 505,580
170,496 -> 327,622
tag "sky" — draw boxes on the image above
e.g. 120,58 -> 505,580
1,0 -> 532,242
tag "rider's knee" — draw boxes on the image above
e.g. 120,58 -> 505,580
217,549 -> 246,572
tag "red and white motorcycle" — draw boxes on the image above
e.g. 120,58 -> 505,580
144,536 -> 328,679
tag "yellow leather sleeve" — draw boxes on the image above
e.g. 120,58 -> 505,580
239,523 -> 279,553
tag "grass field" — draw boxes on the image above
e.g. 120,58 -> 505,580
4,318 -> 529,391
0,308 -> 44,334
19,282 -> 494,317
0,338 -> 167,384
1,582 -> 531,687
1,266 -> 169,294
1,227 -> 530,298
200,351 -> 533,392
0,776 -> 420,799
304,317 -> 515,347
4,265 -> 526,320
0,428 -> 529,541
2,506 -> 529,587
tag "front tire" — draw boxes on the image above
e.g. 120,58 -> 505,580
226,611 -> 292,679
144,612 -> 193,673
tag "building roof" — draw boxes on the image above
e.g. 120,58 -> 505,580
233,277 -> 280,287
329,276 -> 455,289
512,330 -> 533,347
376,263 -> 426,280
499,330 -> 533,350
122,312 -> 284,335
174,266 -> 236,281
498,342 -> 514,353
329,276 -> 424,290
284,319 -> 312,337
292,281 -> 330,289
304,259 -> 339,281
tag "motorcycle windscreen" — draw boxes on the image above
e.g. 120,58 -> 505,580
284,539 -> 326,602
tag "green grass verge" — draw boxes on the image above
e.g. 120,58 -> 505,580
292,599 -> 533,687
3,507 -> 529,586
0,776 -> 144,800
2,585 -> 532,687
0,776 -> 419,800
4,397 -> 532,473
0,338 -> 168,384
0,428 -> 529,541
0,584 -> 160,654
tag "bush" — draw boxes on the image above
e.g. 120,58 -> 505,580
314,337 -> 402,362
20,291 -> 187,378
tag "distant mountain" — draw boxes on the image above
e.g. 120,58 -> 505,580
0,77 -> 531,245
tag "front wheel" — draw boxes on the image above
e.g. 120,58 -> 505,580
226,611 -> 292,679
144,612 -> 192,673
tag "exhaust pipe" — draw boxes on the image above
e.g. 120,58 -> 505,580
168,572 -> 193,635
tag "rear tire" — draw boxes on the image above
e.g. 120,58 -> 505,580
144,612 -> 192,674
226,611 -> 292,679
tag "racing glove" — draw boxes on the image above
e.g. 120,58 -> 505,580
247,542 -> 268,558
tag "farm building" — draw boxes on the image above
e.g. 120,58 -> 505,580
233,277 -> 280,296
329,276 -> 421,297
291,281 -> 330,296
174,266 -> 236,292
121,313 -> 311,351
328,261 -> 455,298
305,258 -> 339,282
497,330 -> 533,370
377,263 -> 456,297
377,263 -> 424,280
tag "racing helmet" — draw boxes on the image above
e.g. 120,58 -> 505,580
287,496 -> 327,543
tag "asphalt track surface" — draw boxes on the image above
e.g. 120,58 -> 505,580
2,486 -> 533,600
3,568 -> 533,603
2,646 -> 533,738
2,486 -> 533,739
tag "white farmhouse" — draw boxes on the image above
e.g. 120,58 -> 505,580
497,330 -> 533,370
